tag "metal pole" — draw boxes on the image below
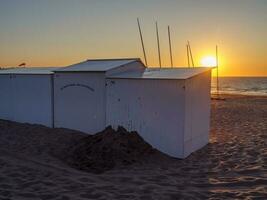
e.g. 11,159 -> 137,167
216,45 -> 219,95
137,18 -> 148,66
168,26 -> 173,67
188,41 -> 195,67
156,22 -> 162,68
187,45 -> 190,68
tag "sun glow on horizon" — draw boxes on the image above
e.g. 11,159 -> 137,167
201,56 -> 217,67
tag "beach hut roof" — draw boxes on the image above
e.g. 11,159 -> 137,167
0,67 -> 58,75
107,67 -> 213,80
54,58 -> 144,72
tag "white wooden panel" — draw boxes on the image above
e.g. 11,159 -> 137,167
184,71 -> 211,156
0,75 -> 13,121
105,61 -> 145,76
54,72 -> 106,134
106,79 -> 186,158
12,75 -> 53,127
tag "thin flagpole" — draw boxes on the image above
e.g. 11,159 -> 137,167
137,18 -> 148,66
188,41 -> 195,67
156,22 -> 162,68
187,45 -> 190,68
216,45 -> 219,95
168,26 -> 173,67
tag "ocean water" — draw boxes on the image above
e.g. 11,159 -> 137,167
211,77 -> 267,96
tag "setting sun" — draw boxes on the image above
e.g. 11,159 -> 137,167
201,56 -> 217,67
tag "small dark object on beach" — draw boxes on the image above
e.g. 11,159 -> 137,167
211,96 -> 226,101
66,126 -> 156,174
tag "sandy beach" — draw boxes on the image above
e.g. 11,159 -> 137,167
0,94 -> 266,200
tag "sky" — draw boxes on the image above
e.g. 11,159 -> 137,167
0,0 -> 266,76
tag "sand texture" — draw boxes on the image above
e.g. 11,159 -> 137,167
66,126 -> 167,174
0,94 -> 266,199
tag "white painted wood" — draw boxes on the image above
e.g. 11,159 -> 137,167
106,69 -> 212,158
54,73 -> 106,134
106,78 -> 186,158
12,75 -> 53,126
105,61 -> 146,76
0,75 -> 13,121
0,67 -> 57,74
107,67 -> 212,80
0,60 -> 212,159
53,59 -> 145,134
0,74 -> 53,127
55,59 -> 145,72
184,71 -> 211,156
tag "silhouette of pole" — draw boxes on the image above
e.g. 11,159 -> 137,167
156,22 -> 162,68
168,26 -> 173,67
187,45 -> 190,68
216,45 -> 219,95
137,18 -> 148,66
187,41 -> 195,67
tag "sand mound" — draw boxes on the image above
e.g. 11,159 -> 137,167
66,126 -> 157,173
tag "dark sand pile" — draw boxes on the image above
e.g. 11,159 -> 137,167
0,94 -> 266,199
66,126 -> 158,174
0,120 -> 87,165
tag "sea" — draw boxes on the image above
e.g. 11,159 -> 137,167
211,77 -> 267,96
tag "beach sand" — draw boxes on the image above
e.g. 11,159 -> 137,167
0,94 -> 266,199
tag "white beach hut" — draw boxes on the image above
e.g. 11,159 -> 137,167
0,67 -> 57,127
106,67 -> 212,158
53,58 -> 145,134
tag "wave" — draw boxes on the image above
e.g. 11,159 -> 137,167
211,77 -> 267,96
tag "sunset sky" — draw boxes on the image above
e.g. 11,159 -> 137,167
0,0 -> 266,76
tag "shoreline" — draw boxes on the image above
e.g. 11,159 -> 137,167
211,92 -> 267,98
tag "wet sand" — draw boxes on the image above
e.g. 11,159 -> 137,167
0,94 -> 266,199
